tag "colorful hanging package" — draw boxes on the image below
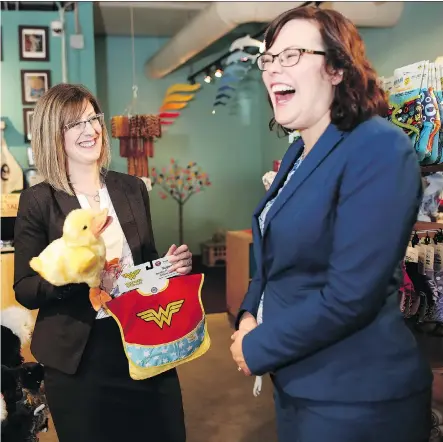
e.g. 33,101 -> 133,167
385,62 -> 424,150
382,60 -> 443,166
104,273 -> 210,380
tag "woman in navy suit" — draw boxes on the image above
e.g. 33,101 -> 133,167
230,6 -> 433,442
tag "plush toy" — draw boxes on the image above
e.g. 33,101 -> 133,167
19,362 -> 49,439
29,208 -> 114,311
1,365 -> 22,415
1,395 -> 7,423
1,306 -> 34,368
1,400 -> 36,442
262,171 -> 277,191
1,307 -> 49,441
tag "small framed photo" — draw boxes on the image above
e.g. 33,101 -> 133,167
21,70 -> 51,105
19,26 -> 49,61
23,108 -> 35,143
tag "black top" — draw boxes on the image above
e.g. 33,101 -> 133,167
13,171 -> 159,374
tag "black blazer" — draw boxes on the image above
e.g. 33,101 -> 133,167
13,171 -> 159,374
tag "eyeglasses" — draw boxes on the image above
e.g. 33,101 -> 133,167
257,48 -> 326,71
65,113 -> 104,133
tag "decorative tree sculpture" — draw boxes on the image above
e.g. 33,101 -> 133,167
151,159 -> 211,244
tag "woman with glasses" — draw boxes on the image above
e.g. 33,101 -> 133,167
230,6 -> 432,442
13,83 -> 192,442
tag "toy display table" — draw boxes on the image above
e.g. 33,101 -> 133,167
226,230 -> 255,317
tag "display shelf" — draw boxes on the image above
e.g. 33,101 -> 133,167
414,221 -> 443,231
421,164 -> 443,174
1,194 -> 20,217
226,230 -> 253,317
0,251 -> 37,363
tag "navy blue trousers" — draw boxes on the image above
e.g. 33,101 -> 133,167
274,384 -> 432,442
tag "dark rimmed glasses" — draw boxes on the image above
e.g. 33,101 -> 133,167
257,48 -> 326,71
65,113 -> 104,133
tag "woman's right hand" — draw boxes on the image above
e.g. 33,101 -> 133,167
239,312 -> 258,333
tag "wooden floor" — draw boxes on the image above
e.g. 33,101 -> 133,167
38,313 -> 278,442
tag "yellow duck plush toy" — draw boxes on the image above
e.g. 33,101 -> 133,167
30,208 -> 113,310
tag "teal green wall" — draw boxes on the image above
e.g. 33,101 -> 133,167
1,3 -> 96,166
359,1 -> 443,77
261,1 -> 443,169
95,36 -> 264,254
3,2 -> 442,255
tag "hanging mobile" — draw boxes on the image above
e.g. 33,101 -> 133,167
110,6 -> 161,179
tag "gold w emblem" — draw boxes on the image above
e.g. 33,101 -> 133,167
137,300 -> 184,328
122,269 -> 141,280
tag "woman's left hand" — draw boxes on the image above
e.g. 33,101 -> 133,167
166,244 -> 192,275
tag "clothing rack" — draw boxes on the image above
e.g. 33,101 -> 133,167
413,229 -> 441,235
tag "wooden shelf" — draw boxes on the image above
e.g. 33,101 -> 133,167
1,194 -> 20,217
414,221 -> 443,232
421,164 -> 443,174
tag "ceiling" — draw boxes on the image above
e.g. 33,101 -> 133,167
92,1 -> 264,69
93,1 -> 212,37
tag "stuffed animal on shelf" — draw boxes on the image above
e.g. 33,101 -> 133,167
1,306 -> 34,369
19,362 -> 49,439
1,306 -> 49,442
1,364 -> 49,442
29,208 -> 114,311
262,171 -> 277,191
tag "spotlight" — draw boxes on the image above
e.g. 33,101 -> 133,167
204,69 -> 212,83
214,66 -> 223,78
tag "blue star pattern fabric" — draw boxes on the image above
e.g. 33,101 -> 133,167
125,319 -> 206,368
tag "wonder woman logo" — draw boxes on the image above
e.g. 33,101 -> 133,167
136,300 -> 184,328
122,269 -> 141,280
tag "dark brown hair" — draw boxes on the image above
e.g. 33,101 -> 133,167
265,6 -> 388,135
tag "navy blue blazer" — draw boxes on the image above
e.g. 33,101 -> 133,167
238,116 -> 433,402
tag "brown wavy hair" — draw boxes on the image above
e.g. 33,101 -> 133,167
265,6 -> 388,135
32,83 -> 111,195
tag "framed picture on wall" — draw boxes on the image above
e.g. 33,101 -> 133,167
23,108 -> 34,143
18,26 -> 49,61
21,70 -> 51,105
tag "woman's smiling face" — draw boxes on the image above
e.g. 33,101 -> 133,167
262,19 -> 343,132
64,101 -> 103,168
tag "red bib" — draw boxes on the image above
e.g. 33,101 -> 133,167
105,273 -> 210,380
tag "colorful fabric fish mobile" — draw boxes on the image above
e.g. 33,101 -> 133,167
111,114 -> 161,177
212,35 -> 263,113
158,83 -> 202,128
380,61 -> 443,165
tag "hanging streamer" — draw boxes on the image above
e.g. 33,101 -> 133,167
158,83 -> 202,127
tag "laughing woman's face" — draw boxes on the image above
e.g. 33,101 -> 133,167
262,19 -> 343,132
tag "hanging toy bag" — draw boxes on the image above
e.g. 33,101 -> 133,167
104,273 -> 210,380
